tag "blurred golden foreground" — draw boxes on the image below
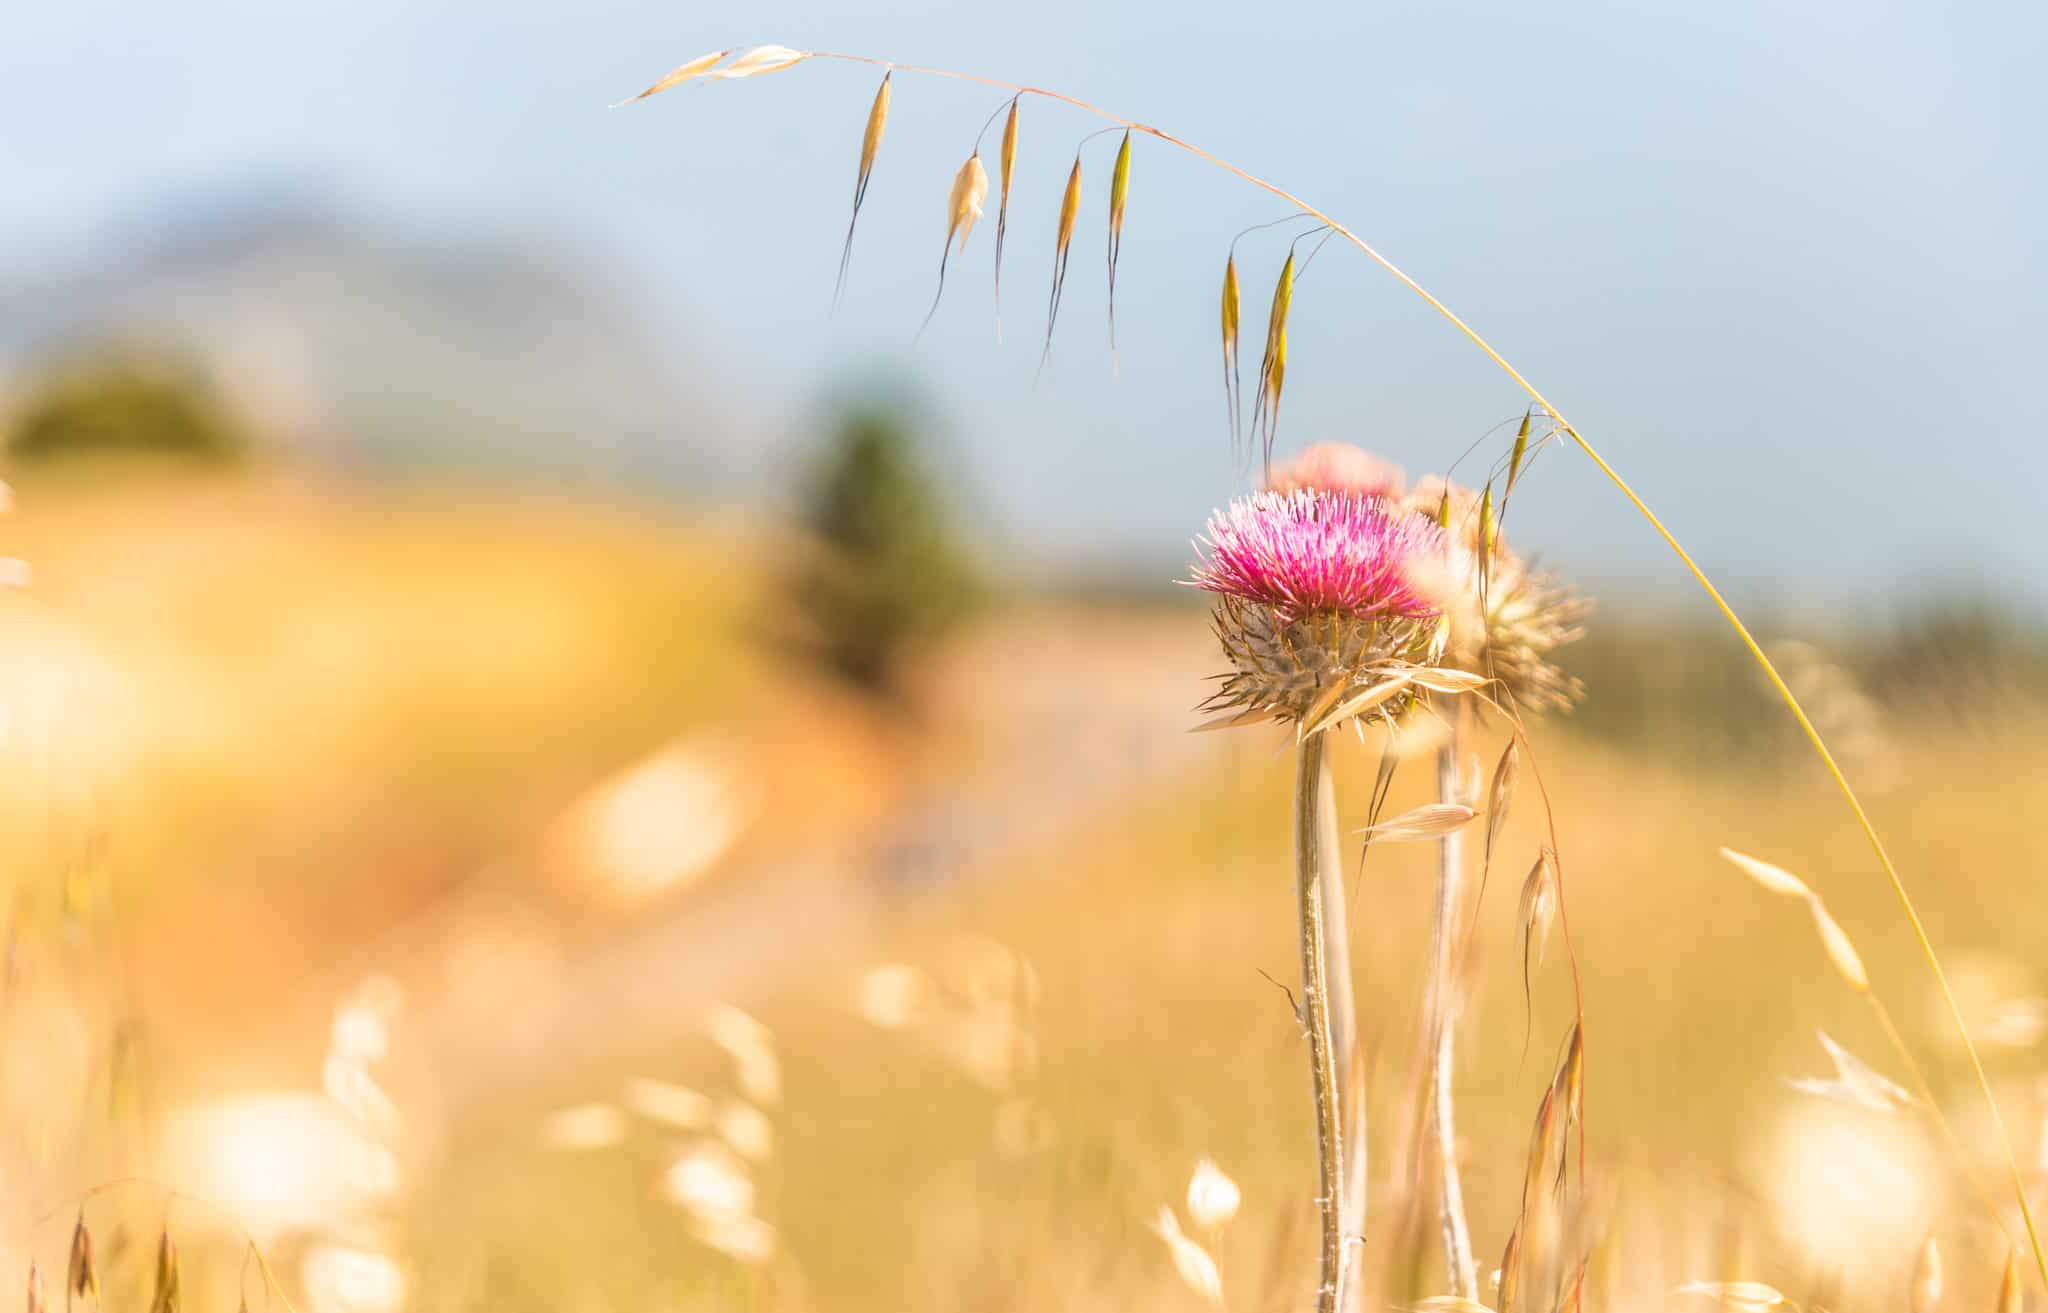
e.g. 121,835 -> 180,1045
2,473 -> 2044,1312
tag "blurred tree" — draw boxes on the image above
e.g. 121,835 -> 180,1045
788,401 -> 978,697
6,353 -> 248,466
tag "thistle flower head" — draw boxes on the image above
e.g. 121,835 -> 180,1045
1266,442 -> 1406,500
1189,489 -> 1449,726
1191,490 -> 1447,625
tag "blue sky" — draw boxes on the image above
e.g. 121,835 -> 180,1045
5,0 -> 2044,607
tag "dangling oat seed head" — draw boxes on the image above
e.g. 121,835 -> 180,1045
613,48 -> 731,104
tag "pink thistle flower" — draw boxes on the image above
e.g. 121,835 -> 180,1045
1266,443 -> 1407,500
1191,490 -> 1449,624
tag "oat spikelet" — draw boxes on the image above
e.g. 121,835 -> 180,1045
1913,1235 -> 1943,1313
1482,738 -> 1520,886
707,44 -> 808,79
1518,851 -> 1557,1012
1719,847 -> 1812,899
1358,802 -> 1475,843
1041,155 -> 1083,366
613,48 -> 730,104
994,98 -> 1021,333
27,1264 -> 44,1313
1107,128 -> 1133,362
66,1214 -> 97,1310
835,71 -> 892,301
1414,1300 -> 1494,1313
1507,408 -> 1534,494
1251,250 -> 1295,470
1810,899 -> 1869,992
920,152 -> 990,334
1220,254 -> 1241,456
148,1231 -> 179,1313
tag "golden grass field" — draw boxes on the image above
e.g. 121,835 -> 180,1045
2,473 -> 2043,1312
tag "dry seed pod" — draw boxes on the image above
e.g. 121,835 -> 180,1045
836,71 -> 892,298
614,48 -> 730,104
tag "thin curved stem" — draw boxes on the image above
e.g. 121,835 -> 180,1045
1297,729 -> 1347,1313
791,50 -> 2047,1288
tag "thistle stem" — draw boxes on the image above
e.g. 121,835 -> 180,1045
1296,729 -> 1347,1313
1426,722 -> 1479,1299
1308,733 -> 1370,1308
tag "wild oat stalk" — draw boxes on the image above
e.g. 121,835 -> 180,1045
620,45 -> 2048,1288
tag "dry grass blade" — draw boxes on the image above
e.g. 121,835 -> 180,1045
836,71 -> 893,301
1913,1235 -> 1943,1313
920,152 -> 989,333
994,98 -> 1020,332
1042,155 -> 1083,366
1720,847 -> 1813,899
1677,1282 -> 1793,1313
1251,250 -> 1294,468
707,44 -> 807,79
1220,254 -> 1241,455
613,48 -> 731,104
1358,801 -> 1475,843
1107,128 -> 1132,361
